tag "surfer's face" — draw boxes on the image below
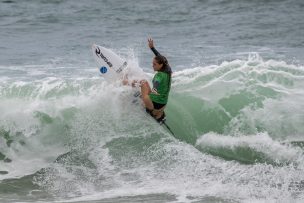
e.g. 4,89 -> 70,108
152,59 -> 163,71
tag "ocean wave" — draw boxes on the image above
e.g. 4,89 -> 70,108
1,55 -> 304,202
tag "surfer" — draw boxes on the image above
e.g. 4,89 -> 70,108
124,38 -> 172,122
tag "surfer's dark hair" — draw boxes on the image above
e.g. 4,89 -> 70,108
154,55 -> 172,89
154,55 -> 172,76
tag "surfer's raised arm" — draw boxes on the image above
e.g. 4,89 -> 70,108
148,38 -> 171,70
148,38 -> 160,56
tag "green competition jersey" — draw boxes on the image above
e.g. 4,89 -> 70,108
149,71 -> 171,104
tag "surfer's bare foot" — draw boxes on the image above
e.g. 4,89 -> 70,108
139,80 -> 148,87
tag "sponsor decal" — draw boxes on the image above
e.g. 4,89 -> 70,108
116,61 -> 127,73
95,47 -> 113,68
100,66 -> 107,74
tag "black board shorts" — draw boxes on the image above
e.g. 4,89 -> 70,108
152,101 -> 166,110
145,101 -> 166,123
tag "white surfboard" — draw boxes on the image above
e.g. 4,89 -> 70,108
92,44 -> 128,82
92,44 -> 142,100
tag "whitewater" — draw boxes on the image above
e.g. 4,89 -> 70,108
1,53 -> 304,202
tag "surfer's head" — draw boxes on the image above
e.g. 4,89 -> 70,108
153,55 -> 168,71
153,55 -> 172,75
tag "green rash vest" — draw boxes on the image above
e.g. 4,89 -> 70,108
149,71 -> 171,104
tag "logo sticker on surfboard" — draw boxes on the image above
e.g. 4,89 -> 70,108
100,66 -> 108,74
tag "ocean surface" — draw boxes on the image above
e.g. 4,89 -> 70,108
1,0 -> 304,202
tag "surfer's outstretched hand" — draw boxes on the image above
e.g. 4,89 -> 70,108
122,75 -> 139,87
148,38 -> 154,49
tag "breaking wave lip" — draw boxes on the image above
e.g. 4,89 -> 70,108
196,132 -> 304,165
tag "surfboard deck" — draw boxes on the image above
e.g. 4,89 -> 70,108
92,44 -> 141,102
92,44 -> 128,82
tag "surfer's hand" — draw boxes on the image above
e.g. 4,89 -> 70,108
122,74 -> 129,85
148,38 -> 154,48
131,80 -> 139,87
122,79 -> 129,85
151,88 -> 159,95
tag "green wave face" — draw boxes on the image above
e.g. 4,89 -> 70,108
166,57 -> 304,164
169,57 -> 304,139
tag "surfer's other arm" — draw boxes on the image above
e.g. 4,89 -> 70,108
148,38 -> 160,56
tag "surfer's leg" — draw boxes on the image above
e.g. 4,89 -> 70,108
140,80 -> 154,110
